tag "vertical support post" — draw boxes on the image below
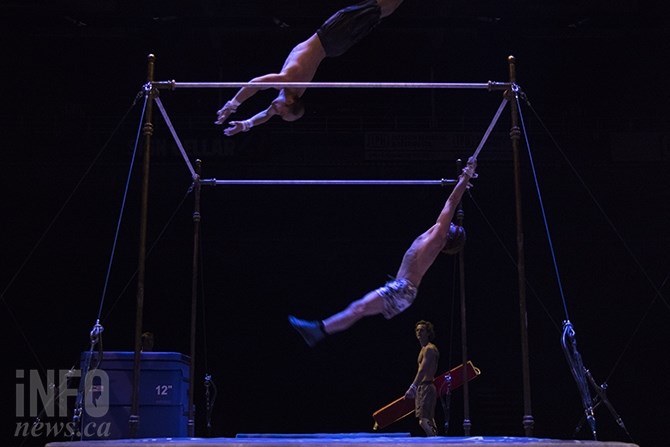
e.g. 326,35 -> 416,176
455,159 -> 472,436
129,53 -> 157,437
507,55 -> 534,436
188,160 -> 202,437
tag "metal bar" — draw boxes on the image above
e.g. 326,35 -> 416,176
154,97 -> 197,179
187,160 -> 201,438
153,80 -> 511,91
130,52 -> 155,439
200,179 -> 457,186
507,55 -> 535,437
454,159 -> 473,437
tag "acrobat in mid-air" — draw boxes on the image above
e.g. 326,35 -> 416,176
215,0 -> 406,136
289,158 -> 477,347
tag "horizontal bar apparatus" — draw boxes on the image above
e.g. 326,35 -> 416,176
200,178 -> 458,186
153,80 -> 511,91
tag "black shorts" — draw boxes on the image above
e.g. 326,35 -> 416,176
316,0 -> 382,58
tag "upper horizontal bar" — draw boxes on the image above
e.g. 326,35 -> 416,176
153,80 -> 511,91
200,179 -> 458,186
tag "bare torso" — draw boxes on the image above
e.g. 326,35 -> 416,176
280,34 -> 327,98
396,223 -> 447,286
416,343 -> 439,382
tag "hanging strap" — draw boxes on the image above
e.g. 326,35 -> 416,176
471,98 -> 509,160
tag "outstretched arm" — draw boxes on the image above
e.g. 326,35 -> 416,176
215,73 -> 287,125
434,157 -> 477,228
393,157 -> 478,283
223,105 -> 278,136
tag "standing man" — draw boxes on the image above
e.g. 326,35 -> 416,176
404,320 -> 440,436
289,158 -> 476,346
215,0 -> 406,136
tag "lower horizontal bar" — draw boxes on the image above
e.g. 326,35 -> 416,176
153,80 -> 510,91
200,179 -> 457,186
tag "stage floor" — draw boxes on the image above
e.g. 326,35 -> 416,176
45,433 -> 639,447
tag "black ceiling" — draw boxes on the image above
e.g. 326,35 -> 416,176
3,0 -> 667,36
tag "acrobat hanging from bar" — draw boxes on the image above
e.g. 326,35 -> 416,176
289,158 -> 478,347
215,0 -> 406,136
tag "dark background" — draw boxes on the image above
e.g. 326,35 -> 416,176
2,1 -> 669,446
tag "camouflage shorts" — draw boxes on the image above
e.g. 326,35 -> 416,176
377,278 -> 418,319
